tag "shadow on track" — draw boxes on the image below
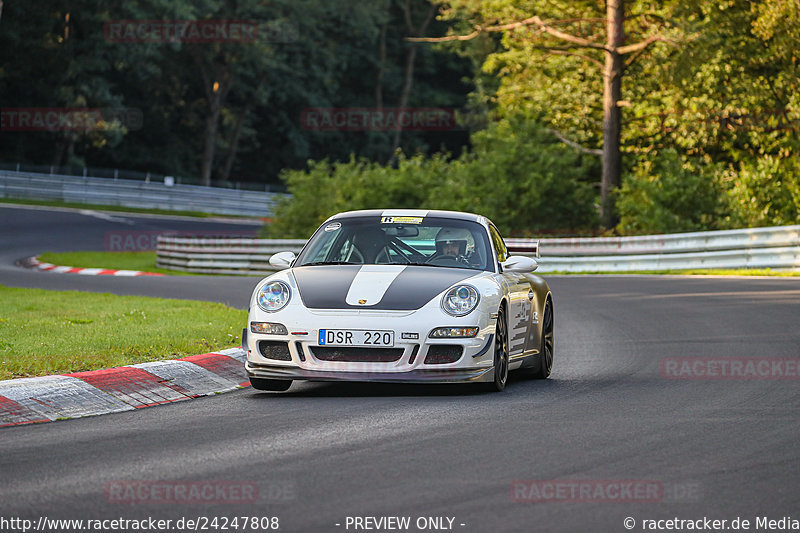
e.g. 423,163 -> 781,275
242,374 -> 566,398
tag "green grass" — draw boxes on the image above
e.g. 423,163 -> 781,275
38,251 -> 190,275
0,197 -> 259,219
547,268 -> 800,276
0,285 -> 247,380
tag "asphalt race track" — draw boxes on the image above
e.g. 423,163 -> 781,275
0,204 -> 262,306
1,205 -> 799,532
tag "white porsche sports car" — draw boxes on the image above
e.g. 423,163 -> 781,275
244,209 -> 553,392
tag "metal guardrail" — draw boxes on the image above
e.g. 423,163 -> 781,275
156,225 -> 800,275
509,225 -> 800,257
537,246 -> 800,272
157,237 -> 307,275
0,170 -> 283,217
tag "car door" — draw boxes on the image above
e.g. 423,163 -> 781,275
489,224 -> 532,356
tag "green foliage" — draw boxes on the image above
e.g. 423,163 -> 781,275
0,0 -> 474,185
446,119 -> 599,234
726,155 -> 800,227
264,154 -> 450,238
266,118 -> 598,238
616,149 -> 727,235
5,0 -> 800,233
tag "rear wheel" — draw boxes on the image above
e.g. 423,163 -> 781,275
527,297 -> 554,379
250,378 -> 292,392
485,305 -> 509,392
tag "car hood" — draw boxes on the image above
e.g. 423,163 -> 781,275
291,264 -> 480,310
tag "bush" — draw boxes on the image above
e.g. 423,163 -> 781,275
616,149 -> 728,235
726,155 -> 800,227
265,119 -> 599,238
453,119 -> 599,234
264,154 -> 452,238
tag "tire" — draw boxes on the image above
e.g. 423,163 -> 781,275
250,378 -> 292,391
527,297 -> 554,379
485,305 -> 509,392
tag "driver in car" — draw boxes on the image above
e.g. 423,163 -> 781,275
432,227 -> 471,264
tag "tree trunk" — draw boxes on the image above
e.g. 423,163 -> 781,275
191,49 -> 233,187
219,74 -> 265,183
218,108 -> 244,184
601,0 -> 624,229
52,138 -> 66,169
375,23 -> 387,110
390,45 -> 418,156
200,100 -> 221,187
390,1 -> 436,159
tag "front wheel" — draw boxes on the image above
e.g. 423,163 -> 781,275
250,378 -> 292,392
484,305 -> 509,392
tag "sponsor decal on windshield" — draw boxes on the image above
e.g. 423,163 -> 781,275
380,216 -> 423,224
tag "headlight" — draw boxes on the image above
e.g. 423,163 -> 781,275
256,281 -> 291,312
441,284 -> 479,316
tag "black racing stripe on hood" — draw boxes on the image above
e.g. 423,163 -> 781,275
292,265 -> 361,309
292,265 -> 478,310
374,266 -> 476,310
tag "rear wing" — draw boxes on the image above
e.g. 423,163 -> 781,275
505,239 -> 540,259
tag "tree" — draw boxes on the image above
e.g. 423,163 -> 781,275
390,0 -> 437,156
613,0 -> 800,233
0,1 -> 130,168
410,0 -> 677,228
0,0 -> 473,186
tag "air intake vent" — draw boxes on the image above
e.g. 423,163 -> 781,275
424,345 -> 463,364
408,344 -> 420,365
259,340 -> 292,361
310,347 -> 404,363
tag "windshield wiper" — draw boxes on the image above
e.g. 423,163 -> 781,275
394,262 -> 453,268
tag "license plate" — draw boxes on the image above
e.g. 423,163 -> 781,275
318,329 -> 394,347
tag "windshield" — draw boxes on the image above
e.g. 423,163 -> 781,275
297,216 -> 493,271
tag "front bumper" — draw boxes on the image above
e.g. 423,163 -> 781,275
246,304 -> 497,384
246,360 -> 495,384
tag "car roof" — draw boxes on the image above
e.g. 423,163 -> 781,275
328,209 -> 486,224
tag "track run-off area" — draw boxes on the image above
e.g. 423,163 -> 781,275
1,205 -> 798,532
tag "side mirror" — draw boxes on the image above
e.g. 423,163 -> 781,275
502,255 -> 538,273
269,251 -> 296,270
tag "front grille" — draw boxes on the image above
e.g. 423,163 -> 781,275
310,346 -> 404,363
424,345 -> 463,364
259,340 -> 292,361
